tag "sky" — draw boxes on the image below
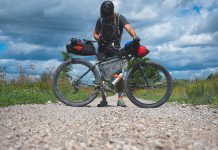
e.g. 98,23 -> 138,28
0,0 -> 218,80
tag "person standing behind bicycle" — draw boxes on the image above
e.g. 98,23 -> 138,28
93,1 -> 139,107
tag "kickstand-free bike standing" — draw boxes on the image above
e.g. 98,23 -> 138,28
52,39 -> 173,108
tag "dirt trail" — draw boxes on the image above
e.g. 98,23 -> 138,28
0,96 -> 218,149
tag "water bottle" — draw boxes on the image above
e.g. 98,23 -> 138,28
112,73 -> 123,85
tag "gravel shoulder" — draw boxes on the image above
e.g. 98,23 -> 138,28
0,96 -> 218,150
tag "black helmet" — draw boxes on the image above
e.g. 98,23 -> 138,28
100,1 -> 114,17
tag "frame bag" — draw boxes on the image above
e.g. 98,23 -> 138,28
99,58 -> 123,81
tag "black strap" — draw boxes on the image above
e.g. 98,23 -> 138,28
114,13 -> 121,40
100,13 -> 121,42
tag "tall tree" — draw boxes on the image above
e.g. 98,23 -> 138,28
60,51 -> 72,78
61,51 -> 71,61
126,58 -> 161,87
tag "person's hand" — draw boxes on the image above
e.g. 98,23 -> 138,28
98,35 -> 103,42
98,35 -> 104,45
133,36 -> 140,42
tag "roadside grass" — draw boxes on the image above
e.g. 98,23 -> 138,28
171,77 -> 218,106
133,88 -> 165,101
1,77 -> 218,107
127,77 -> 218,107
0,64 -> 217,107
0,79 -> 103,107
0,81 -> 57,107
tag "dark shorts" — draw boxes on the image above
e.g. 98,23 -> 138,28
98,44 -> 123,93
97,44 -> 120,60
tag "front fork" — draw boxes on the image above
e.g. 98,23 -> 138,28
137,60 -> 151,87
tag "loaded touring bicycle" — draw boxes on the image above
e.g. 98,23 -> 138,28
52,38 -> 172,108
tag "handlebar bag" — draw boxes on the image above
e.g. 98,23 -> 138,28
124,41 -> 139,56
66,38 -> 96,56
124,41 -> 149,58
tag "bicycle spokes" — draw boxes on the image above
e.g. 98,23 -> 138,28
128,64 -> 168,104
57,63 -> 98,102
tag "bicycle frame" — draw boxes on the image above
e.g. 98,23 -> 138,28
72,54 -> 151,90
73,55 -> 129,85
72,39 -> 151,90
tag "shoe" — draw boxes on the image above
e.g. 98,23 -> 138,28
117,99 -> 126,107
97,100 -> 108,107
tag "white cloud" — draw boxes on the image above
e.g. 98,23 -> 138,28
0,0 -> 218,79
129,7 -> 158,20
176,33 -> 215,47
0,59 -> 62,75
163,0 -> 178,9
9,42 -> 43,54
0,34 -> 10,42
148,43 -> 218,72
138,22 -> 177,44
171,67 -> 218,80
112,0 -> 121,12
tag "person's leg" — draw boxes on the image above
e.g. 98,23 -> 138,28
112,46 -> 126,107
97,45 -> 108,107
97,45 -> 106,60
97,89 -> 108,107
117,78 -> 123,97
116,78 -> 126,107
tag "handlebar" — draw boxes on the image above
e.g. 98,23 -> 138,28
83,39 -> 98,44
82,38 -> 140,46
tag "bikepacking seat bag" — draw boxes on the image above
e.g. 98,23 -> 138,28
99,58 -> 123,81
66,38 -> 96,56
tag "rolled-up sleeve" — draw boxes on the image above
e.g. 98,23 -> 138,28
120,15 -> 129,27
95,18 -> 101,33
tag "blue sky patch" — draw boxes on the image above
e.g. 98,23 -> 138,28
192,5 -> 202,13
179,5 -> 202,16
0,43 -> 6,53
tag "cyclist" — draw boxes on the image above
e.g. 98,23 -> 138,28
93,1 -> 139,107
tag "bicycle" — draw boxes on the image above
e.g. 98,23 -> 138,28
52,39 -> 173,108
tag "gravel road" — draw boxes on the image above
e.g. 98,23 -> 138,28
0,96 -> 218,150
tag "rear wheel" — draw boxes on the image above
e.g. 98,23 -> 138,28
52,59 -> 101,107
125,61 -> 172,108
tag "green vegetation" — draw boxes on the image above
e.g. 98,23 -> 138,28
127,58 -> 161,83
131,72 -> 218,107
0,66 -> 58,107
169,74 -> 218,106
126,57 -> 166,104
133,88 -> 166,102
57,78 -> 97,102
0,81 -> 57,107
126,58 -> 218,107
0,58 -> 217,107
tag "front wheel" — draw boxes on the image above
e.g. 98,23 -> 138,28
125,61 -> 172,108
